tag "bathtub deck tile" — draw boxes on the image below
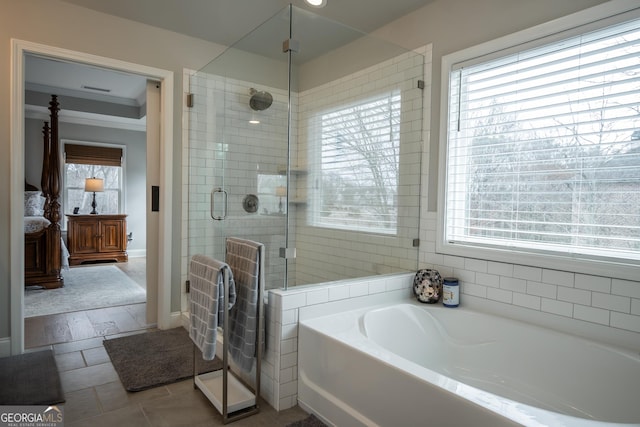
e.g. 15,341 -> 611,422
526,281 -> 557,299
281,337 -> 297,355
464,258 -> 488,273
612,279 -> 640,299
488,261 -> 513,277
368,279 -> 386,294
281,309 -> 298,325
575,274 -> 611,293
281,323 -> 298,341
513,265 -> 542,282
557,287 -> 591,306
282,292 -> 307,310
541,298 -> 573,318
462,283 -> 487,299
476,273 -> 500,289
513,292 -> 541,311
543,269 -> 575,288
592,292 -> 631,313
349,282 -> 369,298
306,288 -> 329,305
499,276 -> 526,293
611,312 -> 640,333
280,352 -> 298,370
573,304 -> 610,326
329,285 -> 349,301
487,287 -> 512,304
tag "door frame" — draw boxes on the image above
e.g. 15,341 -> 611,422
10,39 -> 174,354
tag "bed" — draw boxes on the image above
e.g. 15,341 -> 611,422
24,95 -> 66,289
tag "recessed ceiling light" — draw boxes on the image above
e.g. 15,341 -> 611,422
305,0 -> 327,8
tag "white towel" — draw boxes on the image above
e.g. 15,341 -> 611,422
226,237 -> 264,372
188,254 -> 236,360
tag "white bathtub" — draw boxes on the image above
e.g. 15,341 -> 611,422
298,302 -> 640,427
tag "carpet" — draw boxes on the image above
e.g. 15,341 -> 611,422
286,414 -> 328,427
104,327 -> 223,392
0,349 -> 65,405
24,264 -> 146,317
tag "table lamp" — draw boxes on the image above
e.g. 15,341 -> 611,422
85,177 -> 104,214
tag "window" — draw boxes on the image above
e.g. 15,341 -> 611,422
441,11 -> 640,271
64,142 -> 124,215
310,92 -> 401,234
257,173 -> 287,215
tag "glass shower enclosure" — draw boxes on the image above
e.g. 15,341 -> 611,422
187,5 -> 424,290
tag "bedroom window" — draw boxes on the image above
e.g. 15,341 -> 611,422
440,11 -> 640,273
309,91 -> 401,235
63,143 -> 124,215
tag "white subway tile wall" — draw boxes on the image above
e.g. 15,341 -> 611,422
267,273 -> 415,410
419,211 -> 640,336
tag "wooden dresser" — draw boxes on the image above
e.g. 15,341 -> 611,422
66,214 -> 128,265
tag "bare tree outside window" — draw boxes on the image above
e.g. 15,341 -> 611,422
312,92 -> 401,234
447,19 -> 640,261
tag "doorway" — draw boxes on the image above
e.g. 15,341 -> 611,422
23,56 -> 149,326
10,39 -> 174,355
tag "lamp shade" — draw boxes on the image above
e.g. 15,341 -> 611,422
275,186 -> 287,197
84,177 -> 104,192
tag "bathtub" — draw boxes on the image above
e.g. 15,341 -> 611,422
298,302 -> 640,427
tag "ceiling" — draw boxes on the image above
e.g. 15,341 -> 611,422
27,0 -> 435,127
60,0 -> 434,47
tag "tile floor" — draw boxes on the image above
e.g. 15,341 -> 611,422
24,261 -> 310,426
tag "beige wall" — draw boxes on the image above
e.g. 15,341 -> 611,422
0,0 -> 611,342
0,0 -> 225,339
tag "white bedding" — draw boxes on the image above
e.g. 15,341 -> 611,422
24,216 -> 51,233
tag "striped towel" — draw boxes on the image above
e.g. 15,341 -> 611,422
226,237 -> 264,372
188,254 -> 236,360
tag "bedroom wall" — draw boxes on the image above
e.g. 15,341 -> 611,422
0,0 -> 226,344
24,118 -> 147,255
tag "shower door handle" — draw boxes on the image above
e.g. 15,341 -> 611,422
211,187 -> 228,220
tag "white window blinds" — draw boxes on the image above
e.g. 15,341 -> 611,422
446,18 -> 640,261
312,92 -> 401,234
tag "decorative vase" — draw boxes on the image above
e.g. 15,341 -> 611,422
413,269 -> 443,304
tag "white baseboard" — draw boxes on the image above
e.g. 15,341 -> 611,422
180,311 -> 190,330
127,249 -> 146,258
168,311 -> 184,329
0,337 -> 11,357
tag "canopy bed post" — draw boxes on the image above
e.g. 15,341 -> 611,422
24,94 -> 64,289
47,95 -> 61,229
46,95 -> 62,284
41,121 -> 50,218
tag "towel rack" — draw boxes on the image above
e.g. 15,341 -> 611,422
191,256 -> 263,424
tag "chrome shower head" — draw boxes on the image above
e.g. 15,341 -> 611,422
249,88 -> 273,111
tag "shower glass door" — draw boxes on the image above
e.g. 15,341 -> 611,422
286,7 -> 425,286
187,7 -> 291,290
187,4 -> 424,290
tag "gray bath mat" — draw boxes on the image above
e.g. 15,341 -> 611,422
0,349 -> 65,405
286,414 -> 328,427
104,327 -> 222,391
